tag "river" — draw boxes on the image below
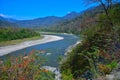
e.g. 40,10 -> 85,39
0,34 -> 79,67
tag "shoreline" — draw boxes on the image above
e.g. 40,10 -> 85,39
65,41 -> 81,55
59,41 -> 81,65
0,35 -> 64,56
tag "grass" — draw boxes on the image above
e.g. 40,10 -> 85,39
0,36 -> 44,47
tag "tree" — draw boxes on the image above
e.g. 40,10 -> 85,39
83,0 -> 119,26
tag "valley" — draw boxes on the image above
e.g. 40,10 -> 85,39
0,1 -> 120,80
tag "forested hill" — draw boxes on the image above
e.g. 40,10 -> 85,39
40,5 -> 105,34
60,3 -> 120,80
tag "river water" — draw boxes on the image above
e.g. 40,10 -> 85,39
1,34 -> 79,67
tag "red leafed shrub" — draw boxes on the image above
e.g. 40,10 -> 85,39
0,50 -> 54,80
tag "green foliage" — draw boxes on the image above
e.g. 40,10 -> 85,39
107,61 -> 118,69
109,4 -> 120,25
98,64 -> 112,74
61,69 -> 73,80
81,25 -> 101,39
35,71 -> 55,80
60,3 -> 120,79
0,27 -> 40,42
60,44 -> 90,78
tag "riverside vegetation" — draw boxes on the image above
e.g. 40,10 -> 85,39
0,28 -> 40,46
0,50 -> 55,80
60,2 -> 120,80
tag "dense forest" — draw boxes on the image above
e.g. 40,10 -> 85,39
0,27 -> 40,42
60,2 -> 120,80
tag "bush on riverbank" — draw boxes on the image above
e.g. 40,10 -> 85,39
60,3 -> 120,79
0,50 -> 54,80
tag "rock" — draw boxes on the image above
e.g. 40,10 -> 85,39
114,72 -> 120,79
41,66 -> 61,80
0,60 -> 3,64
23,56 -> 29,59
106,74 -> 114,80
46,53 -> 52,56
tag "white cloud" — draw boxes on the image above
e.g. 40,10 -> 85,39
0,14 -> 13,18
67,12 -> 71,14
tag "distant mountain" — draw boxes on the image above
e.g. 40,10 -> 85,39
40,5 -> 104,34
15,16 -> 62,28
0,5 -> 103,29
0,11 -> 82,28
0,16 -> 5,21
0,15 -> 19,27
0,20 -> 18,28
15,11 -> 81,28
63,11 -> 81,20
0,16 -> 17,22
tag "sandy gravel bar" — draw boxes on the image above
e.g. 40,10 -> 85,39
0,35 -> 64,56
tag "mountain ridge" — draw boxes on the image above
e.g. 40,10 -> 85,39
0,11 -> 81,28
0,5 -> 104,29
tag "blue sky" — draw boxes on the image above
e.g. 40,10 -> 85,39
0,0 -> 97,20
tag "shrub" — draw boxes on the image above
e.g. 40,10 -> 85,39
0,50 -> 54,80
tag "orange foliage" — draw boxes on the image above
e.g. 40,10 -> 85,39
98,64 -> 111,74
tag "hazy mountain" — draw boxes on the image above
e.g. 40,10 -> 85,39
0,20 -> 18,28
15,16 -> 63,28
0,16 -> 19,27
0,16 -> 5,21
63,11 -> 81,20
0,5 -> 103,29
0,16 -> 17,23
40,5 -> 105,34
0,11 -> 81,28
15,12 -> 81,28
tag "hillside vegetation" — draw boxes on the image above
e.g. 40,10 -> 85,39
40,5 -> 104,34
60,3 -> 120,80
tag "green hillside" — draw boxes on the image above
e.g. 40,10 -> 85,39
40,5 -> 104,34
60,3 -> 120,80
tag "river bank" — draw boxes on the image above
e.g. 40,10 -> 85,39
0,35 -> 64,56
65,41 -> 81,55
0,36 -> 43,47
